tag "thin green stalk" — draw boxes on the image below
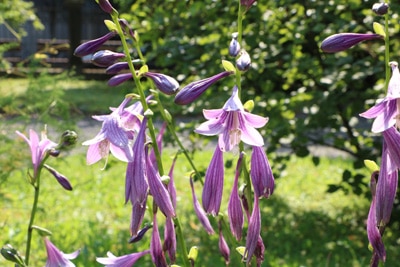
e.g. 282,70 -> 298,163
235,2 -> 244,97
384,10 -> 390,93
173,217 -> 190,267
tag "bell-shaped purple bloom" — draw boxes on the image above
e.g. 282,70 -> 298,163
250,146 -> 274,198
74,32 -> 116,57
218,220 -> 230,265
146,148 -> 176,218
83,97 -> 133,165
96,250 -> 150,267
228,153 -> 244,241
43,237 -> 80,267
163,217 -> 176,263
202,146 -> 224,215
321,33 -> 382,53
150,213 -> 168,267
108,73 -> 133,86
189,177 -> 215,234
125,118 -> 148,206
360,62 -> 400,133
43,164 -> 73,191
16,129 -> 57,179
195,86 -> 268,152
143,72 -> 179,95
229,32 -> 241,57
244,196 -> 261,264
174,71 -> 233,105
91,50 -> 125,67
236,49 -> 251,71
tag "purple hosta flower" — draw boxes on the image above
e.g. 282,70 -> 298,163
189,177 -> 215,234
372,3 -> 389,16
96,250 -> 150,267
74,31 -> 116,57
174,71 -> 233,105
236,49 -> 251,71
163,216 -> 176,263
195,85 -> 268,152
149,123 -> 167,172
150,213 -> 168,267
83,97 -> 133,165
250,146 -> 274,198
244,196 -> 261,264
16,129 -> 57,180
241,0 -> 257,10
360,62 -> 400,133
228,153 -> 244,241
125,118 -> 148,206
106,61 -> 138,75
129,223 -> 152,243
97,0 -> 117,15
91,50 -> 125,67
202,146 -> 224,215
118,19 -> 136,40
254,236 -> 265,267
143,72 -> 179,95
43,164 -> 73,191
167,154 -> 178,210
229,32 -> 241,57
320,33 -> 383,53
43,237 -> 80,267
108,73 -> 133,86
146,147 -> 175,218
129,200 -> 148,240
382,127 -> 400,172
218,220 -> 230,265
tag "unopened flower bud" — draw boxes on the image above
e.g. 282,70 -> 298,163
321,33 -> 383,53
74,31 -> 116,57
97,0 -> 118,15
229,32 -> 241,57
108,73 -> 133,86
56,130 -> 77,151
129,223 -> 152,243
44,164 -> 73,191
188,246 -> 198,263
91,50 -> 125,67
1,244 -> 25,266
118,19 -> 137,41
236,49 -> 251,71
143,72 -> 179,95
372,3 -> 389,15
106,60 -> 141,74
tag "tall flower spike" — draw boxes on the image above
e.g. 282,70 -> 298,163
43,237 -> 80,267
320,33 -> 383,53
202,146 -> 224,215
16,129 -> 57,180
228,152 -> 244,241
174,71 -> 233,105
250,146 -> 274,198
360,62 -> 400,133
143,72 -> 180,95
195,85 -> 268,152
74,31 -> 116,57
189,177 -> 215,234
96,250 -> 150,267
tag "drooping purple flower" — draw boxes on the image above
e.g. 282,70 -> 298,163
91,50 -> 125,67
218,220 -> 230,265
228,152 -> 244,241
43,237 -> 80,267
96,250 -> 150,267
250,146 -> 274,198
174,71 -> 233,105
118,18 -> 136,40
82,97 -> 133,165
43,164 -> 73,191
321,33 -> 383,53
254,236 -> 265,267
108,73 -> 133,86
244,196 -> 261,264
74,32 -> 116,57
97,0 -> 117,15
129,199 -> 148,239
360,62 -> 400,133
125,118 -> 148,206
229,32 -> 241,57
236,49 -> 251,71
150,213 -> 168,267
202,146 -> 224,215
189,177 -> 215,234
382,126 -> 400,173
143,72 -> 179,95
195,85 -> 268,152
16,129 -> 57,179
163,217 -> 176,263
129,223 -> 152,243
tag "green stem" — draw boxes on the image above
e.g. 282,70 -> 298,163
384,10 -> 390,93
235,2 -> 244,97
173,217 -> 190,267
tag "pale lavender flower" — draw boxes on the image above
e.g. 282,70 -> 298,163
236,49 -> 251,71
43,237 -> 80,267
321,33 -> 382,53
218,220 -> 230,265
96,250 -> 150,267
74,32 -> 116,57
228,152 -> 244,241
83,97 -> 133,165
360,62 -> 400,133
202,146 -> 224,215
43,164 -> 73,191
143,72 -> 179,95
250,146 -> 274,198
16,129 -> 57,179
244,196 -> 261,264
195,85 -> 268,152
91,50 -> 125,67
229,32 -> 241,57
108,73 -> 133,86
150,213 -> 168,267
174,71 -> 233,105
189,177 -> 215,234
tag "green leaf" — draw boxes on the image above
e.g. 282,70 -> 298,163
188,246 -> 198,261
364,159 -> 379,172
373,22 -> 385,37
221,60 -> 236,73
